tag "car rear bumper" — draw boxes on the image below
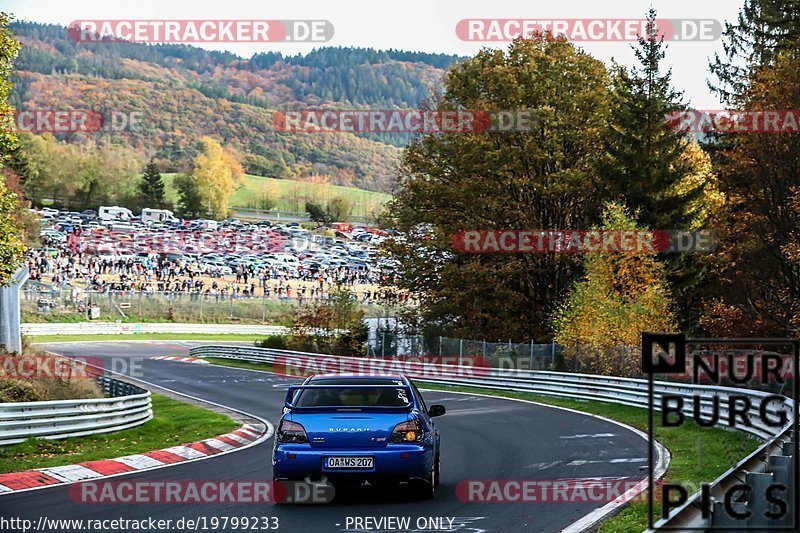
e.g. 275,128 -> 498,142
272,444 -> 433,481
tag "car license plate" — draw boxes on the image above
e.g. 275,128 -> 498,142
326,457 -> 374,469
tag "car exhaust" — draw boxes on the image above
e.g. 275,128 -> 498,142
304,474 -> 328,485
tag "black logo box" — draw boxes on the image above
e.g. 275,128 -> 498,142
643,333 -> 800,530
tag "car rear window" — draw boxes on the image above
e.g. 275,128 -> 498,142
295,379 -> 410,407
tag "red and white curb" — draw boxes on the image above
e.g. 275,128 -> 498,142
151,355 -> 210,365
0,424 -> 264,494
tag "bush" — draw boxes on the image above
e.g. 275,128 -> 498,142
255,334 -> 289,349
0,350 -> 103,402
0,380 -> 42,402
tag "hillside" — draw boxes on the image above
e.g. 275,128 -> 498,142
9,21 -> 460,193
159,173 -> 391,217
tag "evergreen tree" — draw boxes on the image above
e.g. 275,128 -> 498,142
709,0 -> 800,105
599,9 -> 714,331
600,9 -> 702,230
173,173 -> 203,218
138,160 -> 165,208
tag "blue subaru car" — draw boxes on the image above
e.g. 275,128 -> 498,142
272,374 -> 445,498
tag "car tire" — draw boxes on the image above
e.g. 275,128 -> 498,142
434,454 -> 440,487
272,477 -> 285,505
416,463 -> 436,500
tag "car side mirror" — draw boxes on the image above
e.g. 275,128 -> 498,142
428,404 -> 446,417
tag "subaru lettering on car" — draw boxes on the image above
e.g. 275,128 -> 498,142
272,375 -> 445,499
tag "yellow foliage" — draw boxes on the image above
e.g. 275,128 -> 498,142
552,203 -> 677,375
192,136 -> 244,218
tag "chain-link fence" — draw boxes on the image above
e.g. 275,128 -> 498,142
22,288 -> 301,324
366,328 -> 642,375
22,279 -> 393,325
367,332 -> 560,371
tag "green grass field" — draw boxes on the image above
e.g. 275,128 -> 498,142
28,333 -> 264,343
0,394 -> 239,473
161,173 -> 391,216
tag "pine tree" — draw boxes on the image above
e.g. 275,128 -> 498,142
709,0 -> 800,105
599,9 -> 715,331
600,8 -> 703,230
138,160 -> 165,208
173,173 -> 203,218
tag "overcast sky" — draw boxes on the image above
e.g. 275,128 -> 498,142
6,0 -> 746,108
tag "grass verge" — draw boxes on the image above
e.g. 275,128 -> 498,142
0,394 -> 239,473
200,357 -> 760,532
203,357 -> 275,371
29,333 -> 264,343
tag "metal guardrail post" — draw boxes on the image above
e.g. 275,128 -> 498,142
769,455 -> 794,527
712,501 -> 749,527
746,472 -> 775,528
0,267 -> 29,352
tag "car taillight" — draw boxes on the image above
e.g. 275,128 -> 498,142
390,419 -> 423,443
277,420 -> 308,443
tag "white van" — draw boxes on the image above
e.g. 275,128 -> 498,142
142,208 -> 178,224
196,219 -> 219,231
98,205 -> 133,222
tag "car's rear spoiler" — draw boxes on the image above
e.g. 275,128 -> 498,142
284,384 -> 413,410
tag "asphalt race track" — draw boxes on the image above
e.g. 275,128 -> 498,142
0,342 -> 650,533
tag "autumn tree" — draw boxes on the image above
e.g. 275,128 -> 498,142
138,160 -> 166,208
306,195 -> 353,225
384,36 -> 611,342
306,201 -> 330,225
696,2 -> 800,336
551,203 -> 677,375
287,285 -> 368,356
328,196 -> 352,223
192,136 -> 243,219
0,12 -> 26,284
13,132 -> 144,209
709,0 -> 800,105
700,40 -> 800,335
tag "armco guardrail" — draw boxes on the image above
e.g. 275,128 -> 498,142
0,267 -> 28,352
190,345 -> 795,530
0,375 -> 152,446
22,322 -> 287,336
